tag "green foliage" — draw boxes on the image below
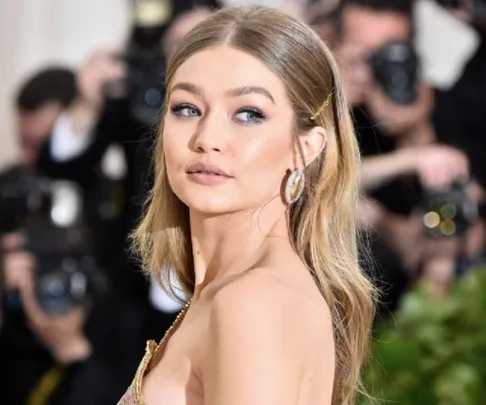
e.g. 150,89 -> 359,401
361,267 -> 486,405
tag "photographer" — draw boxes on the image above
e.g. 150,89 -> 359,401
433,0 -> 486,191
0,68 -> 146,405
1,231 -> 147,405
34,2 -> 221,346
331,0 -> 483,307
11,68 -> 77,168
36,0 -> 220,309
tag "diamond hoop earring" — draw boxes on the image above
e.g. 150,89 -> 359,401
284,168 -> 305,205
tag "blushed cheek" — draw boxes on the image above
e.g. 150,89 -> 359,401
242,136 -> 291,183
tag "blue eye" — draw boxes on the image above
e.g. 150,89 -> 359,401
234,108 -> 266,124
170,104 -> 200,117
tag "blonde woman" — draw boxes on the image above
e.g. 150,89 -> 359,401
120,5 -> 375,405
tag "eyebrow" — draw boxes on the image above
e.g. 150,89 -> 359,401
170,82 -> 275,104
171,82 -> 202,96
227,86 -> 275,104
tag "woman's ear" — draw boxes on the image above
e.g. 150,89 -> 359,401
290,126 -> 327,169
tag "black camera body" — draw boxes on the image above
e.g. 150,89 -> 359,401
24,220 -> 106,316
369,40 -> 420,105
420,179 -> 478,238
123,0 -> 173,125
0,167 -> 50,234
0,168 -> 105,315
124,25 -> 167,125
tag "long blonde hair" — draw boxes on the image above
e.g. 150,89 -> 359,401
132,5 -> 376,405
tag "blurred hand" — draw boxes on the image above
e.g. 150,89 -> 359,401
66,47 -> 126,135
3,251 -> 35,292
76,47 -> 126,109
365,83 -> 434,135
399,144 -> 469,189
20,283 -> 91,364
381,214 -> 425,274
1,233 -> 32,291
466,180 -> 485,202
422,257 -> 455,298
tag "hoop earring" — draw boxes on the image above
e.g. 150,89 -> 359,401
284,168 -> 305,205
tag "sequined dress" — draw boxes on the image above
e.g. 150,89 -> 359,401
117,302 -> 190,405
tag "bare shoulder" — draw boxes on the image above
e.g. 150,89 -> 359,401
203,268 -> 335,405
210,266 -> 334,359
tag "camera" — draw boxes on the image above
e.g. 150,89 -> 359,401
0,167 -> 50,234
420,179 -> 478,238
368,40 -> 420,105
122,0 -> 173,125
0,168 -> 106,315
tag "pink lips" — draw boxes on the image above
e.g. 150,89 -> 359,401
186,162 -> 233,185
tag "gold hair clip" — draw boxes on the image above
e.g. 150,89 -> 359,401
310,92 -> 333,121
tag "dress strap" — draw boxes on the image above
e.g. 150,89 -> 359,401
134,300 -> 191,405
134,340 -> 158,405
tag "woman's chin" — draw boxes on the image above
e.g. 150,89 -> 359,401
179,195 -> 237,217
188,205 -> 235,217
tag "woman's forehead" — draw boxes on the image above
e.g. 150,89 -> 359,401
169,46 -> 289,102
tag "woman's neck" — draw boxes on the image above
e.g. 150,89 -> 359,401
190,198 -> 288,295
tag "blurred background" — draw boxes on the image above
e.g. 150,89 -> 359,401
1,0 -> 486,404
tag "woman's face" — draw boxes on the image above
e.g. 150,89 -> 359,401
163,45 -> 296,215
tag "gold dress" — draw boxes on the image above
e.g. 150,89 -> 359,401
117,301 -> 191,405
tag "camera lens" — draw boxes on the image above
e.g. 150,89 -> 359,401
421,181 -> 478,237
370,40 -> 419,105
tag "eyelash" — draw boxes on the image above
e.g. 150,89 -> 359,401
235,107 -> 266,125
170,103 -> 199,117
169,103 -> 267,125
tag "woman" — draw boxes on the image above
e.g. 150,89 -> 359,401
120,5 -> 375,405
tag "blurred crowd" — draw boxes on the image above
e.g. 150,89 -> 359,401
1,0 -> 485,404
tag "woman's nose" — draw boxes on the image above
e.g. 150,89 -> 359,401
192,112 -> 226,153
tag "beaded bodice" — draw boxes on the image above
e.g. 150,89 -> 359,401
117,301 -> 191,405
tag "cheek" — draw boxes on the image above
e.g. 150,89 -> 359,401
236,130 -> 292,182
162,118 -> 190,163
162,127 -> 185,185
